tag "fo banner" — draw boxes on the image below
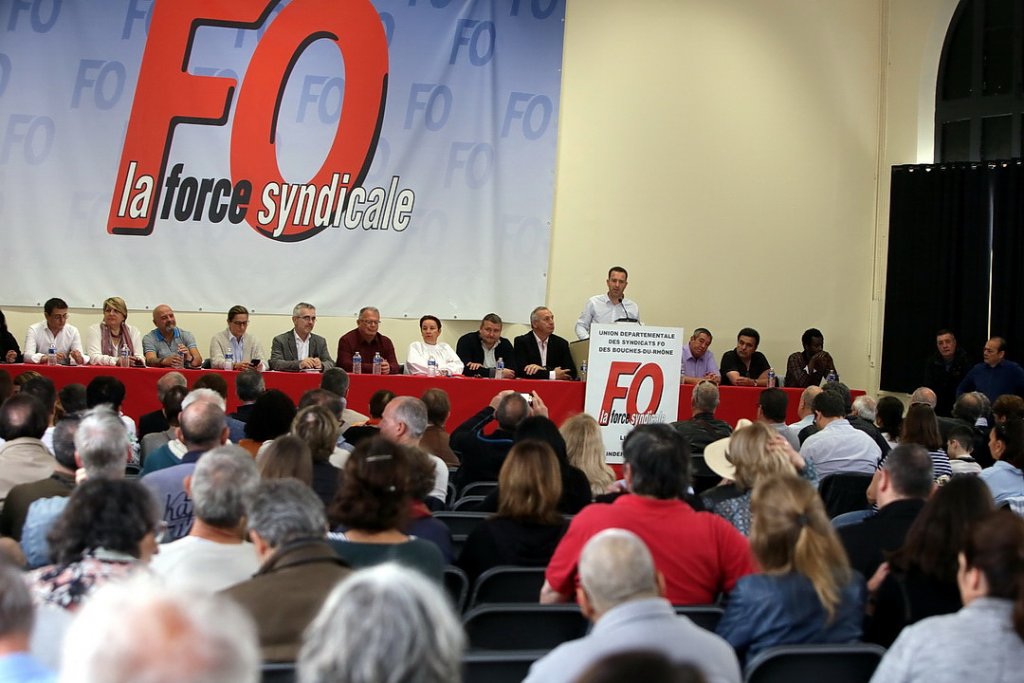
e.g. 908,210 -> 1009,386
584,324 -> 683,464
0,0 -> 564,320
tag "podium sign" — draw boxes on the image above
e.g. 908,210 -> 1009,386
584,324 -> 684,464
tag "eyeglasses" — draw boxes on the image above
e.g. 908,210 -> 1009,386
298,316 -> 316,322
230,319 -> 250,326
359,319 -> 380,326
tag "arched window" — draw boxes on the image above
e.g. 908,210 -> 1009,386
936,0 -> 1024,161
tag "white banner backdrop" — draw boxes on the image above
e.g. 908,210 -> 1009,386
0,0 -> 564,321
584,324 -> 684,464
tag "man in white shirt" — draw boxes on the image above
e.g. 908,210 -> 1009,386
23,297 -> 85,365
575,266 -> 640,340
379,396 -> 449,507
801,390 -> 881,477
788,385 -> 823,438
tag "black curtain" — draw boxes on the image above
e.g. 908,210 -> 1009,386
880,164 -> 991,393
989,161 -> 1024,362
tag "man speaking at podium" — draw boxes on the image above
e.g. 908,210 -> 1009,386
575,266 -> 640,340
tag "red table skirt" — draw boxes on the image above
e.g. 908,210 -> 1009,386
8,364 -> 845,429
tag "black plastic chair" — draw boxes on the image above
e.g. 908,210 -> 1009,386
462,650 -> 547,683
434,511 -> 490,539
468,566 -> 546,608
451,495 -> 487,512
462,604 -> 589,651
818,473 -> 873,519
673,604 -> 725,632
261,662 -> 296,683
744,643 -> 886,683
444,565 -> 470,614
459,480 -> 499,499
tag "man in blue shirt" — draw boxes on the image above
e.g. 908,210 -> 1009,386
0,564 -> 55,683
957,337 -> 1024,402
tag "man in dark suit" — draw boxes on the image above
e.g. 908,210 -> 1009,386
269,302 -> 335,372
455,313 -> 517,378
513,306 -> 577,380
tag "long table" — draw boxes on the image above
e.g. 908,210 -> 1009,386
8,364 -> 833,428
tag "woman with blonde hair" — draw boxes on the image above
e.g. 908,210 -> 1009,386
716,475 -> 865,663
701,420 -> 816,535
258,434 -> 313,486
560,413 -> 615,497
86,296 -> 144,366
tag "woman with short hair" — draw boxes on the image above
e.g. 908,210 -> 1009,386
86,296 -> 144,366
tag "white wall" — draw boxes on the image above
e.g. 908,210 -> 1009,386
1,0 -> 962,392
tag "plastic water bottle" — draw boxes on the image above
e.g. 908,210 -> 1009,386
224,350 -> 234,371
427,357 -> 437,377
120,344 -> 130,368
494,357 -> 505,379
351,352 -> 362,374
47,343 -> 57,366
826,369 -> 838,384
579,360 -> 588,382
372,352 -> 382,375
179,349 -> 188,368
766,368 -> 776,388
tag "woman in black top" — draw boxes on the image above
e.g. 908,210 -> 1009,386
0,309 -> 22,363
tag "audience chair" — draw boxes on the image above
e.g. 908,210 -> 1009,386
444,565 -> 470,614
459,480 -> 498,499
451,495 -> 487,512
744,643 -> 886,683
446,480 -> 457,506
818,473 -> 873,519
462,604 -> 589,651
434,511 -> 490,539
260,662 -> 296,683
462,650 -> 547,683
673,604 -> 725,632
468,566 -> 546,609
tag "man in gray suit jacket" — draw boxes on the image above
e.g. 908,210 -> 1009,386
270,303 -> 336,372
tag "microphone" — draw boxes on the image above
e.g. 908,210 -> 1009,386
614,299 -> 637,323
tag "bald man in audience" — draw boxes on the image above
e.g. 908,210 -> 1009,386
788,385 -> 823,438
138,372 -> 188,439
0,395 -> 54,507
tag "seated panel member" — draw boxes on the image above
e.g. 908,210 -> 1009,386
682,328 -> 720,384
514,307 -> 577,381
270,302 -> 335,372
455,313 -> 516,378
143,304 -> 202,369
209,305 -> 267,371
23,297 -> 86,365
336,306 -> 398,374
784,327 -> 837,388
406,316 -> 463,376
85,296 -> 144,366
720,327 -> 771,387
575,266 -> 640,340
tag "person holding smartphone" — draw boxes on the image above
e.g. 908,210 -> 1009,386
209,305 -> 267,371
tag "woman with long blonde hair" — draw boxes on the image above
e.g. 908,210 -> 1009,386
716,475 -> 865,663
560,413 -> 615,497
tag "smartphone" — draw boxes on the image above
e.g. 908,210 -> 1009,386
520,392 -> 534,406
250,359 -> 260,367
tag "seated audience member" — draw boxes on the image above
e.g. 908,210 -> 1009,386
344,388 -> 394,447
0,309 -> 23,363
681,328 -> 720,385
149,448 -> 260,593
29,479 -> 160,611
542,424 -> 755,606
379,397 -> 448,507
63,577 -> 258,683
788,385 -> 823,438
514,306 -> 577,380
800,390 -> 881,477
238,389 -> 296,457
561,413 -> 616,497
405,315 -> 464,376
992,393 -> 1024,424
321,366 -> 369,431
456,314 -> 517,378
23,298 -> 86,366
140,385 -> 187,463
230,369 -> 264,424
57,383 -> 87,418
137,372 -> 187,439
924,329 -> 971,417
784,327 -> 838,388
956,336 -> 1024,403
336,306 -> 398,374
946,425 -> 983,475
869,511 -> 1024,683
419,388 -> 458,468
0,394 -> 55,505
854,394 -> 877,422
403,447 -> 454,563
208,305 -> 266,371
803,381 -> 892,455
701,421 -> 815,536
143,304 -> 202,369
672,381 -> 733,490
450,390 -> 529,488
527,529 -> 741,683
876,395 -> 905,449
297,388 -> 353,460
575,653 -> 709,683
19,376 -> 58,455
457,440 -> 569,583
979,417 -> 1024,507
0,415 -> 79,541
892,403 -> 953,481
85,296 -> 143,366
719,327 -> 771,387
12,371 -> 42,393
839,444 -> 933,580
257,435 -> 313,485
327,438 -> 445,583
291,405 -> 343,506
85,375 -> 139,462
298,563 -> 464,683
0,564 -> 53,683
953,391 -> 994,468
574,266 -> 640,340
269,302 -> 335,372
866,476 -> 994,647
141,388 -> 225,475
716,475 -> 864,663
756,388 -> 800,450
221,479 -> 350,662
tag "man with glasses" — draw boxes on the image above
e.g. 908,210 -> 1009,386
209,305 -> 266,371
23,297 -> 86,365
336,306 -> 399,374
270,302 -> 335,372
